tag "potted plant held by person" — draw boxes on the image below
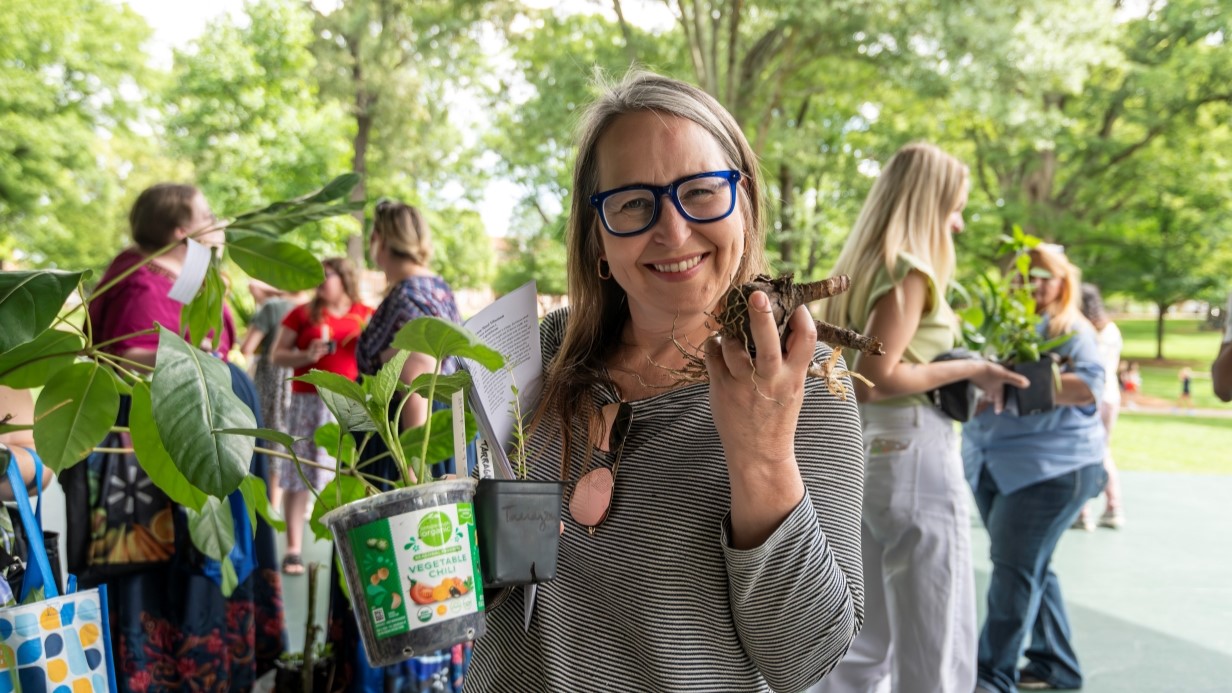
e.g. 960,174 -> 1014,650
472,375 -> 565,588
287,316 -> 510,666
955,227 -> 1071,415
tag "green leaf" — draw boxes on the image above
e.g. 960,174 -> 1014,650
179,261 -> 226,352
398,409 -> 477,469
408,371 -> 472,404
0,270 -> 87,353
309,474 -> 368,542
240,474 -> 286,532
130,382 -> 208,512
313,422 -> 357,468
151,329 -> 255,498
389,317 -> 505,370
294,370 -> 376,432
32,362 -> 119,472
226,232 -> 325,291
186,496 -> 236,562
220,556 -> 239,597
368,351 -> 410,421
318,388 -> 376,433
216,426 -> 298,451
227,174 -> 363,236
0,329 -> 83,389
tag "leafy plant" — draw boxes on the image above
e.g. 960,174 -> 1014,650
0,174 -> 361,594
954,226 -> 1072,365
302,316 -> 506,541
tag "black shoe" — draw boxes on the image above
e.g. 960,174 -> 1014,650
1018,673 -> 1055,690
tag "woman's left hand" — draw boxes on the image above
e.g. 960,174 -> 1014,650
705,291 -> 813,547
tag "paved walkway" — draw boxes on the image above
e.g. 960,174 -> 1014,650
279,472 -> 1232,691
971,471 -> 1232,692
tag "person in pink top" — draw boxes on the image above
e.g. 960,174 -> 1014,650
270,257 -> 372,574
89,184 -> 235,363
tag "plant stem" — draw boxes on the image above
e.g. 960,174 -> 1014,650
416,363 -> 442,485
92,329 -> 159,351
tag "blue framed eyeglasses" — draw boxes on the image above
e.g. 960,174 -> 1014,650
589,169 -> 742,237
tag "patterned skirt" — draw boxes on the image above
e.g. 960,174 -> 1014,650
253,357 -> 291,449
281,392 -> 337,492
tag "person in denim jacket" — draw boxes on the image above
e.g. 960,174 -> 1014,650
963,245 -> 1107,692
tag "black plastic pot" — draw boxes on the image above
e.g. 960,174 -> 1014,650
1007,358 -> 1057,416
474,479 -> 565,588
929,348 -> 982,422
273,656 -> 335,692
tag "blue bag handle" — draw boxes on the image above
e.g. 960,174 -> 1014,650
6,447 -> 58,601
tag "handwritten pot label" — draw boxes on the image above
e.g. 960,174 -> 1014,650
346,502 -> 485,640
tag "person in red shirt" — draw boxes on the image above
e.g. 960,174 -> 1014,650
270,257 -> 372,574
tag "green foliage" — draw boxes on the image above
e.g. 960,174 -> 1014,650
32,362 -> 119,472
955,228 -> 1068,364
0,271 -> 88,352
0,0 -> 155,271
130,382 -> 208,512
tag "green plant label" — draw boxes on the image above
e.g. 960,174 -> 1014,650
348,502 -> 484,640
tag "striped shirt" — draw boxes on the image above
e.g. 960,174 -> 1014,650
465,309 -> 866,692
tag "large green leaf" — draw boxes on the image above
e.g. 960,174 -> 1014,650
408,371 -> 472,404
220,556 -> 239,598
130,382 -> 208,512
389,317 -> 505,370
309,474 -> 368,542
227,174 -> 363,236
398,408 -> 477,469
151,330 -> 255,497
32,362 -> 119,472
186,496 -> 236,562
239,474 -> 285,532
294,370 -> 376,432
226,232 -> 325,291
179,260 -> 226,352
0,270 -> 87,353
215,426 -> 298,451
0,329 -> 83,389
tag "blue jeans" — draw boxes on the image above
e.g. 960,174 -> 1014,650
972,464 -> 1106,692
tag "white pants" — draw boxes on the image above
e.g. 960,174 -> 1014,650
810,405 -> 976,693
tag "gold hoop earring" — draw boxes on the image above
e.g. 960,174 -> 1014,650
597,257 -> 612,281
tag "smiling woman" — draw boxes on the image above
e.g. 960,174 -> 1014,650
463,70 -> 865,693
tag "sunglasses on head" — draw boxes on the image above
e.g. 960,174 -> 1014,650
568,401 -> 633,535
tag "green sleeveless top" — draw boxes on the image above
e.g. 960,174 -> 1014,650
853,252 -> 960,407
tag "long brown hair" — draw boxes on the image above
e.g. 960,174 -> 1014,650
536,69 -> 770,478
310,257 -> 361,323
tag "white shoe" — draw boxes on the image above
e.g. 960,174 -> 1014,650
1098,510 -> 1126,529
1070,514 -> 1095,532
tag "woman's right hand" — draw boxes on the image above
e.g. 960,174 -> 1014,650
304,338 -> 331,363
971,361 -> 1030,414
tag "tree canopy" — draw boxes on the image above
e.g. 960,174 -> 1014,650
2,0 -> 1228,359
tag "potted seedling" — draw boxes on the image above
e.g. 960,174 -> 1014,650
954,227 -> 1071,416
285,316 -> 508,666
271,563 -> 336,693
472,374 -> 565,588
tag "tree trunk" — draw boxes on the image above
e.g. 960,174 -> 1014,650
1155,302 -> 1167,360
348,108 -> 372,267
778,162 -> 794,267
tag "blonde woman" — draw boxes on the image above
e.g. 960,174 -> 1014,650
963,246 -> 1107,692
816,143 -> 1027,693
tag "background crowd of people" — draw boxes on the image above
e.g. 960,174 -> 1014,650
2,67 -> 1230,693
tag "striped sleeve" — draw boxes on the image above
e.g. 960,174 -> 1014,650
721,345 -> 866,691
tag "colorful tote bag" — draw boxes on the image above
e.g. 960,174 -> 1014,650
0,451 -> 118,692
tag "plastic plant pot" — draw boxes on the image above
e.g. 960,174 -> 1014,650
474,479 -> 565,588
321,479 -> 486,667
1008,358 -> 1058,416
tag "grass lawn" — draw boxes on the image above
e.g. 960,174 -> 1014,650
1113,411 -> 1232,475
1118,317 -> 1224,364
